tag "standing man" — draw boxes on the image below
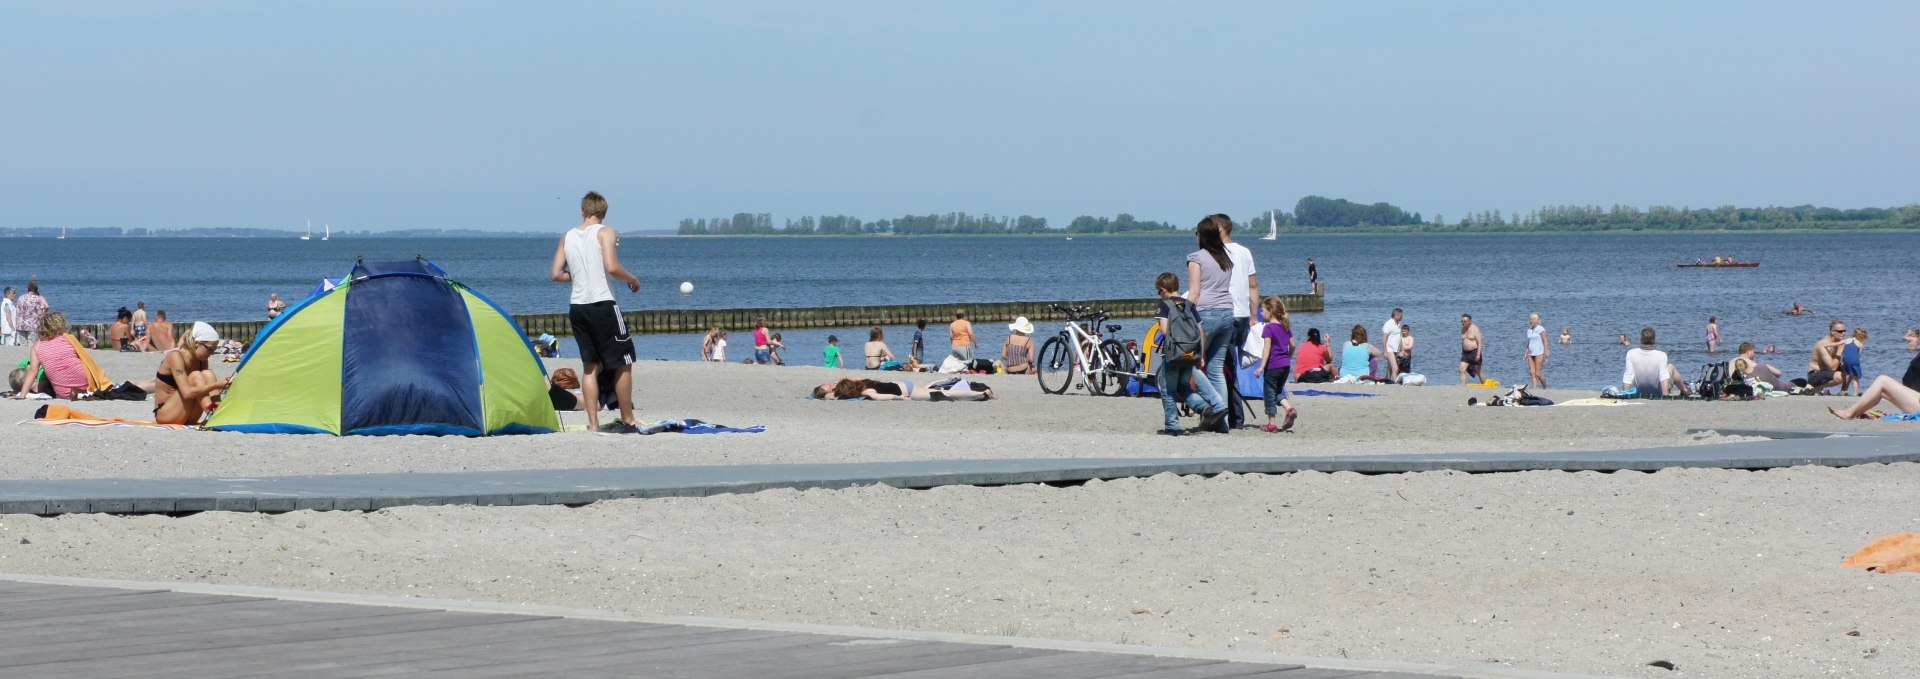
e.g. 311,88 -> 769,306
1306,258 -> 1317,288
1381,308 -> 1404,382
1459,313 -> 1484,385
15,282 -> 47,346
1217,214 -> 1259,429
1807,319 -> 1850,394
550,190 -> 643,434
0,287 -> 15,346
949,310 -> 977,363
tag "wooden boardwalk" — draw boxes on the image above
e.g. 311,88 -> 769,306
0,578 -> 1460,678
0,430 -> 1910,516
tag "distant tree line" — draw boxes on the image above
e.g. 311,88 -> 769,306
677,212 -> 1178,235
675,199 -> 1920,236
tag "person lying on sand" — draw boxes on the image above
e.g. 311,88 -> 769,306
1829,375 -> 1920,420
811,377 -> 993,401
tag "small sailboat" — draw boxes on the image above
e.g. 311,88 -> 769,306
57,227 -> 66,240
300,220 -> 311,241
1260,210 -> 1277,241
322,223 -> 330,241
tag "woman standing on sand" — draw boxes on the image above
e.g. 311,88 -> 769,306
1706,316 -> 1720,354
1525,313 -> 1550,390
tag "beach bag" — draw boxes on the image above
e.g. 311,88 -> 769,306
1240,322 -> 1266,368
1397,373 -> 1426,386
1160,299 -> 1202,367
937,356 -> 967,373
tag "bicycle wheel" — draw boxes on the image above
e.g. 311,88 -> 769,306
1036,336 -> 1074,395
1094,339 -> 1138,396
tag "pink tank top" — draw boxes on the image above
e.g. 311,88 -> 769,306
35,335 -> 89,399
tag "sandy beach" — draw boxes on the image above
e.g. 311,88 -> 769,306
4,345 -> 1919,677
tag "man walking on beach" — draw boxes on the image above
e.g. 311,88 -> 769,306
550,191 -> 643,433
1807,320 -> 1850,394
15,283 -> 47,346
1218,214 -> 1259,429
1382,308 -> 1404,382
1459,313 -> 1483,385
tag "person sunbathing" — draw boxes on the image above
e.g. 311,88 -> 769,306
152,322 -> 232,425
1829,375 -> 1920,420
811,377 -> 993,401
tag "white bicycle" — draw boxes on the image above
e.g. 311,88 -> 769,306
1036,305 -> 1144,396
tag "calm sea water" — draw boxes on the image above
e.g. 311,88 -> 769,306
3,232 -> 1915,389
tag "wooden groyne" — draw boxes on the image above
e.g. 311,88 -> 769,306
75,289 -> 1323,342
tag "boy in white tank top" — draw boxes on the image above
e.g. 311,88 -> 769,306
550,191 -> 643,433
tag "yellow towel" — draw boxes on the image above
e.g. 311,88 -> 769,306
68,337 -> 115,393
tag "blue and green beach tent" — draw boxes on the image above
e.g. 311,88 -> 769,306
207,259 -> 559,436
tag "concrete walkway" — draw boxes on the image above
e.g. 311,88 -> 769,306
0,429 -> 1910,515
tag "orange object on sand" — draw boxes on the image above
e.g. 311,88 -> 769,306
1842,533 -> 1920,574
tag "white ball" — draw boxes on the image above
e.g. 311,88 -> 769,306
679,281 -> 694,294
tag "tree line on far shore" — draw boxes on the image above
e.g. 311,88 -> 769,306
676,198 -> 1920,236
676,212 -> 1180,235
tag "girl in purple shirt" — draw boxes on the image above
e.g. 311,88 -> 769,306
1257,297 -> 1297,432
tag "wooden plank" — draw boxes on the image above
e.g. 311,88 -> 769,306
207,626 -> 684,678
756,645 -> 1066,679
1100,660 -> 1314,678
0,598 -> 416,641
133,617 -> 635,678
851,649 -> 1156,678
0,591 -> 253,620
439,630 -> 853,678
0,610 -> 546,671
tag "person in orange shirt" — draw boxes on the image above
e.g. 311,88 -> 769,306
948,310 -> 977,363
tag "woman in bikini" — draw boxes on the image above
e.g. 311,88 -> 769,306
152,322 -> 232,426
1001,317 -> 1036,374
811,377 -> 993,401
1705,316 -> 1720,354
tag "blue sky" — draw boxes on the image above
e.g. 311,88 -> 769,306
2,1 -> 1914,231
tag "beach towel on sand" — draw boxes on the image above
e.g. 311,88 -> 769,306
565,419 -> 764,434
22,404 -> 192,430
1881,412 -> 1920,421
1291,389 -> 1377,398
1843,533 -> 1920,574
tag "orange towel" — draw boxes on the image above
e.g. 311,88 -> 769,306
1842,534 -> 1920,574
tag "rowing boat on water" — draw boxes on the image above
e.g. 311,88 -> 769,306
1677,261 -> 1760,268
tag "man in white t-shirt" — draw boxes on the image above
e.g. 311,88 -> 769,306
1217,214 -> 1260,429
1622,327 -> 1689,396
1381,308 -> 1404,381
0,287 -> 15,346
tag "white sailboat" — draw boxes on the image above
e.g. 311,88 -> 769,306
57,227 -> 66,240
300,220 -> 311,241
322,223 -> 330,241
1260,209 -> 1278,241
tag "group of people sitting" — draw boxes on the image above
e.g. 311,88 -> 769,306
104,304 -> 176,352
8,312 -> 231,426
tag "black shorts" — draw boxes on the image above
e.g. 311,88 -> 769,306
569,301 -> 634,368
1807,370 -> 1837,387
1396,355 -> 1411,373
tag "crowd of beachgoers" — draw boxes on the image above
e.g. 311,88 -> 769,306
7,194 -> 1920,432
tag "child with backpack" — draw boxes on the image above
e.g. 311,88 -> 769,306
1256,296 -> 1297,433
1154,272 -> 1226,435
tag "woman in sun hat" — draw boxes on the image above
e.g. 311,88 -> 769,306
1001,316 -> 1037,374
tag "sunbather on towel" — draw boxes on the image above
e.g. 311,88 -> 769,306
1829,375 -> 1920,420
548,366 -> 619,412
153,322 -> 232,426
11,312 -> 89,400
811,377 -> 993,401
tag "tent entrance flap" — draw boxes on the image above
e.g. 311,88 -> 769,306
340,273 -> 483,435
